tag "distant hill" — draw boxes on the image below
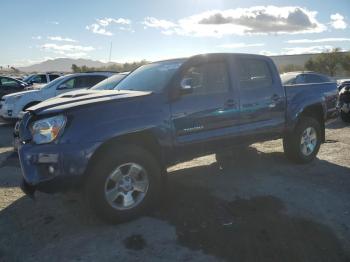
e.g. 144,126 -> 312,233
16,52 -> 349,75
270,53 -> 316,68
18,58 -> 115,73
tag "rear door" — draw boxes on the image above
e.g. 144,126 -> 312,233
236,57 -> 285,141
170,57 -> 240,158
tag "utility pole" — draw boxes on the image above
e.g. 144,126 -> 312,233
108,42 -> 113,62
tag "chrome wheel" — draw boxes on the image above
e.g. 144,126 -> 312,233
104,163 -> 149,210
300,127 -> 317,156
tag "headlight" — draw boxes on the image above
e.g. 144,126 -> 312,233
31,115 -> 67,144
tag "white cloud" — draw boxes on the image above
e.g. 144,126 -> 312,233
40,43 -> 95,58
286,37 -> 350,44
32,36 -> 42,40
143,17 -> 177,30
96,17 -> 131,26
330,13 -> 347,29
218,43 -> 265,49
86,24 -> 113,36
143,6 -> 326,37
47,36 -> 77,42
86,17 -> 133,36
50,21 -> 59,25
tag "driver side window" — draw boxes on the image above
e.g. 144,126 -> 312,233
182,62 -> 229,95
58,78 -> 75,89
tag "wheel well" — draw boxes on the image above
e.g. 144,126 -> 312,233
299,104 -> 325,142
23,101 -> 41,111
85,131 -> 163,179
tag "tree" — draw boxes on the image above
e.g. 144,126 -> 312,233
305,48 -> 345,76
341,52 -> 350,74
71,64 -> 81,73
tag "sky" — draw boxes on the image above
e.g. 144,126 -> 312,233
0,0 -> 349,67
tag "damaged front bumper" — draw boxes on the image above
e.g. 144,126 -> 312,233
18,141 -> 100,195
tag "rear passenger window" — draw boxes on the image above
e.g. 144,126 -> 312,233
182,62 -> 229,95
86,76 -> 107,87
238,59 -> 273,89
49,74 -> 60,81
75,76 -> 107,89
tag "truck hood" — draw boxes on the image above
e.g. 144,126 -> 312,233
28,89 -> 152,115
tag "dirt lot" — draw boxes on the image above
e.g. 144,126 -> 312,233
0,120 -> 349,262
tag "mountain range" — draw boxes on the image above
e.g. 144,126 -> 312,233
18,58 -> 115,73
16,52 -> 344,73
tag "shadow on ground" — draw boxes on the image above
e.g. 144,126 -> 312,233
154,184 -> 349,262
0,147 -> 350,261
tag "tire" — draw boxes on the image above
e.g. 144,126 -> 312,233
283,117 -> 322,164
340,111 -> 350,123
85,144 -> 163,223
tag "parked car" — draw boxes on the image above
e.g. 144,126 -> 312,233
0,72 -> 114,120
338,80 -> 350,123
0,76 -> 29,98
12,72 -> 128,150
54,72 -> 129,98
22,73 -> 62,86
17,53 -> 338,223
280,72 -> 333,85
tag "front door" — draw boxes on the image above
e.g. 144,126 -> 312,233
170,58 -> 240,159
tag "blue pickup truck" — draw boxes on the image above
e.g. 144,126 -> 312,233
18,53 -> 338,222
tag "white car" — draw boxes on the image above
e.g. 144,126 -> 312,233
0,72 -> 114,120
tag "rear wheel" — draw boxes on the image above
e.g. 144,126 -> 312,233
283,117 -> 321,163
85,145 -> 163,223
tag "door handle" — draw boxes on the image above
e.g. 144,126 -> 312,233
225,99 -> 237,108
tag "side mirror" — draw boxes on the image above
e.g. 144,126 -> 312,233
180,78 -> 193,95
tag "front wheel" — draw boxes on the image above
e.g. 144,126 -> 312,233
85,145 -> 163,223
283,117 -> 322,164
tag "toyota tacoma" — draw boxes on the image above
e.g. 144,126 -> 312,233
17,53 -> 338,222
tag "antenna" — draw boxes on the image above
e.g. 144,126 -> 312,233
108,42 -> 113,62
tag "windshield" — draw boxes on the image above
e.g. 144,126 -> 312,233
23,75 -> 34,82
280,74 -> 297,85
116,61 -> 183,92
91,74 -> 127,90
40,75 -> 66,89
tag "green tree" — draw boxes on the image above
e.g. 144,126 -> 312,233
341,52 -> 350,74
305,48 -> 345,76
71,64 -> 81,73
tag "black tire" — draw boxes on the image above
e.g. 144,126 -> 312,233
340,111 -> 350,123
283,117 -> 322,164
85,144 -> 163,223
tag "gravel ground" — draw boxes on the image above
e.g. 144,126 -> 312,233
0,120 -> 349,262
